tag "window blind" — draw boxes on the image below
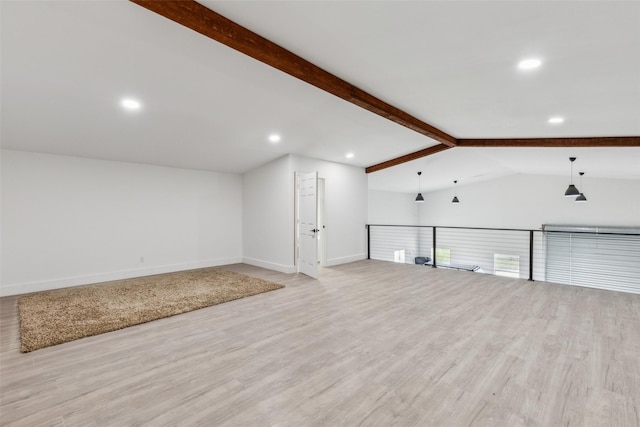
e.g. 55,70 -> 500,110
544,225 -> 640,294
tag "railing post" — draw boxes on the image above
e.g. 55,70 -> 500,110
432,226 -> 437,268
367,225 -> 370,260
528,230 -> 534,281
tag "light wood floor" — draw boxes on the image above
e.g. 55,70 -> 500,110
1,260 -> 639,426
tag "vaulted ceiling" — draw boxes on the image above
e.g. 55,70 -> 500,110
2,1 -> 639,193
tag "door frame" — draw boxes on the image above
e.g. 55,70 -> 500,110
295,171 -> 319,278
317,178 -> 327,267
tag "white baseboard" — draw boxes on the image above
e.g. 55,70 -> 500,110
242,257 -> 297,274
324,253 -> 367,267
0,257 -> 243,297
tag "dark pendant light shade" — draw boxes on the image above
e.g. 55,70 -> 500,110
575,172 -> 588,202
415,171 -> 424,203
564,184 -> 580,197
451,180 -> 460,203
564,157 -> 580,197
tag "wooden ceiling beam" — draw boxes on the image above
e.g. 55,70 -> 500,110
365,144 -> 452,173
129,0 -> 457,147
456,137 -> 640,147
365,136 -> 640,173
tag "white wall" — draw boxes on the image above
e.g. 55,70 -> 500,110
1,150 -> 243,296
242,154 -> 368,272
369,174 -> 640,229
1,150 -> 368,296
417,174 -> 640,229
368,190 -> 419,225
242,155 -> 296,273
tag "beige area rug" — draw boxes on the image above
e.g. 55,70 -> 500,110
18,268 -> 284,353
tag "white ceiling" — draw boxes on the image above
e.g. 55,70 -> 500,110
2,1 -> 639,194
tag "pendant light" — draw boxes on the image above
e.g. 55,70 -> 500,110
564,157 -> 580,197
451,180 -> 460,203
575,172 -> 587,202
415,171 -> 424,203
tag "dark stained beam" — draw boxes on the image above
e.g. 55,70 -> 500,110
365,136 -> 640,173
129,0 -> 457,147
365,144 -> 452,173
457,137 -> 640,147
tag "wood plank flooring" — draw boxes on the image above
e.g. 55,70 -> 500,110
1,260 -> 639,426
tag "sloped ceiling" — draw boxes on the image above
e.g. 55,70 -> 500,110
1,1 -> 639,193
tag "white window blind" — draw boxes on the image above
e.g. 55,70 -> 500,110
544,225 -> 640,294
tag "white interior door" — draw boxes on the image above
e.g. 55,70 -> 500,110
297,172 -> 318,279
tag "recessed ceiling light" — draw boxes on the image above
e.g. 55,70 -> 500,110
548,117 -> 565,124
345,152 -> 354,159
121,98 -> 141,111
518,58 -> 542,70
268,134 -> 281,143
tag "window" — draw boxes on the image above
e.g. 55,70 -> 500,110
494,254 -> 520,278
432,248 -> 451,264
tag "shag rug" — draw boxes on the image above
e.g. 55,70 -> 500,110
18,268 -> 284,353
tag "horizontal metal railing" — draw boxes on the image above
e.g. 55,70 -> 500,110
366,224 -> 640,293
